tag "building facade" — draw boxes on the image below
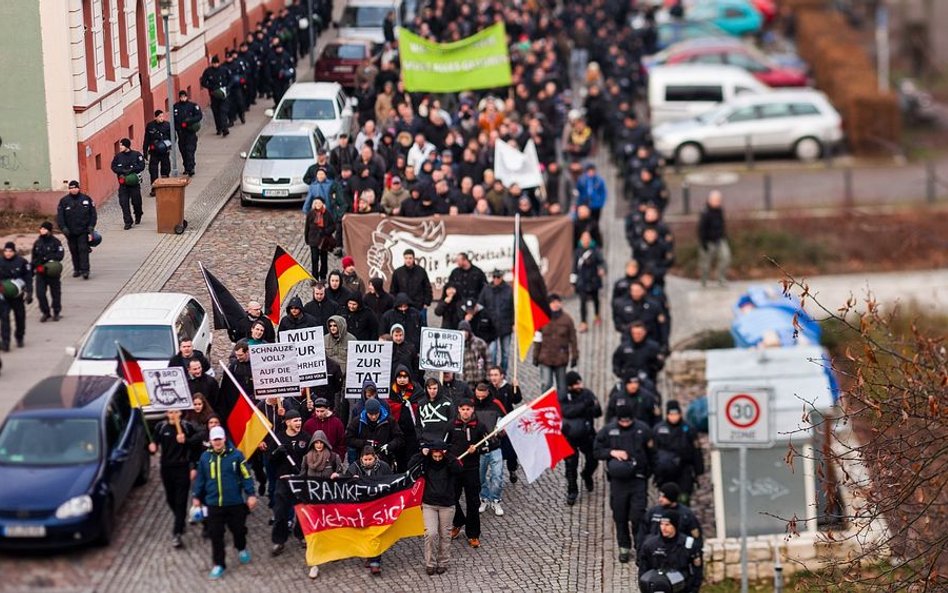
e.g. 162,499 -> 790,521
0,0 -> 287,213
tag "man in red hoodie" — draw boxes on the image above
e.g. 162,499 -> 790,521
302,398 -> 346,459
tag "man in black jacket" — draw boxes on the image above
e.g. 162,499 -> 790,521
302,282 -> 340,328
143,110 -> 172,195
477,270 -> 513,373
0,242 -> 32,351
268,409 -> 311,556
447,400 -> 488,548
412,444 -> 463,575
561,371 -> 601,505
389,249 -> 433,324
168,339 -> 211,374
278,296 -> 318,333
111,138 -> 147,229
637,508 -> 699,593
173,90 -> 203,176
612,321 -> 665,382
187,359 -> 220,404
447,253 -> 487,303
30,222 -> 64,323
56,181 -> 97,279
697,190 -> 730,287
200,55 -> 230,136
148,409 -> 201,548
379,292 -> 423,346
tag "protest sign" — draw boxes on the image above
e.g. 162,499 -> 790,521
250,343 -> 300,398
142,367 -> 193,410
344,341 -> 393,399
280,326 -> 328,388
419,328 -> 464,373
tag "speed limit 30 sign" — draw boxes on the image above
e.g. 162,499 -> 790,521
710,387 -> 773,447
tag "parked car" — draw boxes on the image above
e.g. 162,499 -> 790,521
0,375 -> 150,548
239,121 -> 328,205
645,39 -> 808,87
653,89 -> 843,165
654,20 -> 730,52
314,38 -> 374,90
648,64 -> 769,126
337,0 -> 406,46
688,0 -> 763,36
266,82 -> 355,145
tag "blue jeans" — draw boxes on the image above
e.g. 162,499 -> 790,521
540,365 -> 567,397
479,449 -> 504,503
488,334 -> 511,373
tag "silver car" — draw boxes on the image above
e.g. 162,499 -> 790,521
239,121 -> 327,206
654,90 -> 843,165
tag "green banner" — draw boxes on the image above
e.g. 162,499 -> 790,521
147,13 -> 158,69
398,23 -> 512,93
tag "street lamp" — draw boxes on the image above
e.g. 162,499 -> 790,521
159,0 -> 179,176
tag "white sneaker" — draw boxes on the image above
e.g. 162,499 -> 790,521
308,565 -> 319,579
492,501 -> 504,516
478,500 -> 490,513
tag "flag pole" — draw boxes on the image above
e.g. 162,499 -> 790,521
512,213 -> 521,385
456,387 -> 552,460
220,362 -> 297,468
198,262 -> 226,330
116,342 -> 154,443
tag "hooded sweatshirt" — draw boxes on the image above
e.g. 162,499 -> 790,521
472,392 -> 507,451
298,430 -> 345,478
416,382 -> 456,445
343,292 -> 379,340
324,314 -> 354,373
379,292 -> 423,345
278,296 -> 318,332
364,277 -> 394,316
302,411 -> 347,458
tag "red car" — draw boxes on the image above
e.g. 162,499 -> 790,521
314,38 -> 373,89
655,42 -> 808,87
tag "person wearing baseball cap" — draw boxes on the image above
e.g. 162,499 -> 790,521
447,398 -> 488,548
110,137 -> 146,229
192,425 -> 258,579
56,179 -> 97,279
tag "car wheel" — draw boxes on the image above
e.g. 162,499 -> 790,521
134,446 -> 151,487
240,195 -> 250,207
794,137 -> 822,162
95,497 -> 115,547
676,142 -> 703,166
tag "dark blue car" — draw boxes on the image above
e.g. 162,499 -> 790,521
0,376 -> 150,549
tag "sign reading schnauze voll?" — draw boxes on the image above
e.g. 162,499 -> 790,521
250,343 -> 300,398
419,328 -> 464,373
280,327 -> 328,388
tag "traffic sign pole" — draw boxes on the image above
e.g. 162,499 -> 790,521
740,445 -> 748,593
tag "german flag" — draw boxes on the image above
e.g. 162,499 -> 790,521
293,469 -> 426,566
513,226 -> 551,361
264,246 -> 313,325
222,366 -> 272,460
116,344 -> 150,408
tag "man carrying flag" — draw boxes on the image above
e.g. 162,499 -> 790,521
116,343 -> 150,408
264,246 -> 313,325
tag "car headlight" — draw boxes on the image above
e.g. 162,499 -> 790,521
291,176 -> 304,184
55,495 -> 93,519
243,176 -> 261,185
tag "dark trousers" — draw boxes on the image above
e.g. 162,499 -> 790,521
118,184 -> 143,225
206,504 -> 248,568
160,464 -> 191,536
148,152 -> 170,184
501,435 -> 518,474
0,297 -> 25,344
210,96 -> 230,133
250,450 -> 267,496
35,275 -> 61,316
227,90 -> 245,123
578,290 -> 601,324
66,233 -> 90,273
271,480 -> 301,544
564,440 -> 598,495
310,246 -> 329,281
178,132 -> 198,174
610,477 -> 648,550
452,466 -> 481,538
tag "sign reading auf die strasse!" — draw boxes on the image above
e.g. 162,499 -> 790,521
710,387 -> 774,448
250,343 -> 300,399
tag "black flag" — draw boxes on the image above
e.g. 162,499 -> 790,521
199,262 -> 247,335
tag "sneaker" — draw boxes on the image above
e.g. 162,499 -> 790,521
238,549 -> 251,565
618,548 -> 631,563
135,215 -> 142,225
492,502 -> 504,516
369,563 -> 381,575
171,534 -> 183,548
426,567 -> 436,576
209,566 -> 225,579
468,537 -> 480,548
449,527 -> 461,540
478,500 -> 490,514
566,493 -> 577,506
583,475 -> 594,492
40,314 -> 50,323
509,473 -> 518,484
270,543 -> 284,557
308,566 -> 319,579
436,567 -> 447,575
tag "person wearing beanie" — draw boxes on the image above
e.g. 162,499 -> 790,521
30,221 -> 65,323
268,406 -> 311,557
340,254 -> 365,297
56,180 -> 97,279
345,389 -> 403,466
345,444 -> 393,575
303,188 -> 337,281
0,241 -> 33,351
110,137 -> 147,229
560,370 -> 602,505
652,399 -> 704,504
637,503 -> 698,593
446,397 -> 489,548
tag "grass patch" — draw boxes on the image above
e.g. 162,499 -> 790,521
680,328 -> 736,350
0,209 -> 53,234
676,228 -> 834,279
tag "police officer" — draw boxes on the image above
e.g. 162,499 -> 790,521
56,180 -> 97,280
143,110 -> 172,195
173,90 -> 202,177
560,370 -> 601,505
594,407 -> 654,563
652,400 -> 704,504
237,41 -> 257,110
638,482 -> 703,565
201,55 -> 231,137
0,241 -> 32,351
224,51 -> 247,125
31,222 -> 64,323
637,508 -> 700,593
111,138 -> 147,229
266,42 -> 294,106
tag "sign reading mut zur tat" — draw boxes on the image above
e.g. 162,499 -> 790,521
250,343 -> 300,399
710,387 -> 774,448
345,341 -> 393,399
280,326 -> 328,388
419,328 -> 464,373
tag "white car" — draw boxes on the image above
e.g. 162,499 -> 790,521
653,90 -> 843,165
66,292 -> 212,378
239,121 -> 328,206
337,0 -> 405,45
265,82 -> 355,146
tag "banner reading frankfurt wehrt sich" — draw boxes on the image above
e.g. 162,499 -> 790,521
286,466 -> 426,566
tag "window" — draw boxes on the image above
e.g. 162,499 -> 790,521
176,309 -> 197,342
689,53 -> 724,65
82,0 -> 97,92
324,43 -> 368,60
314,128 -> 327,149
0,418 -> 101,466
80,325 -> 176,360
726,107 -> 758,123
790,103 -> 820,116
102,0 -> 116,81
185,299 -> 206,333
758,103 -> 792,119
340,5 -> 390,28
249,135 -> 315,160
727,53 -> 769,73
734,86 -> 757,96
117,0 -> 129,68
274,99 -> 337,121
665,85 -> 723,103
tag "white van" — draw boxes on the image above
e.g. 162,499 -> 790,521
648,64 -> 769,126
337,0 -> 407,46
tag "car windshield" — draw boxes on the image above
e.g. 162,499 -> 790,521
341,5 -> 388,27
249,135 -> 314,159
275,99 -> 336,121
324,44 -> 367,60
81,325 -> 175,360
0,418 -> 100,466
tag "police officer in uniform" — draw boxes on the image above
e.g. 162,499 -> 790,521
594,407 -> 654,564
237,41 -> 257,109
201,55 -> 231,137
173,90 -> 203,177
652,400 -> 704,504
560,370 -> 601,505
31,222 -> 64,322
111,138 -> 147,229
56,180 -> 97,280
143,110 -> 172,195
0,242 -> 32,351
224,51 -> 247,125
266,42 -> 294,106
637,508 -> 700,593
